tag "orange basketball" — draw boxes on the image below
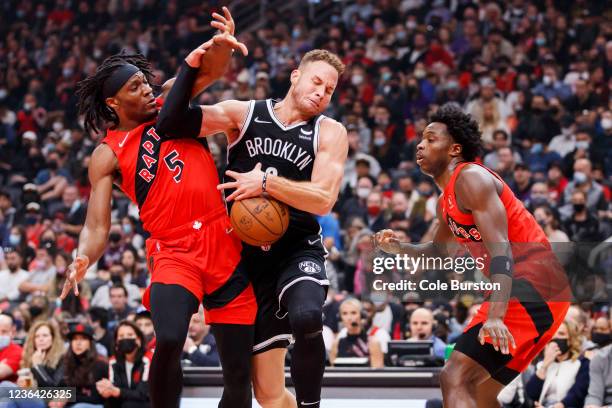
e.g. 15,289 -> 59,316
230,196 -> 289,246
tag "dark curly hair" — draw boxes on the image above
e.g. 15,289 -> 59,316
76,52 -> 153,135
429,103 -> 483,162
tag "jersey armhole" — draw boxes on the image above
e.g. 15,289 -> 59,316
228,100 -> 255,150
313,115 -> 325,154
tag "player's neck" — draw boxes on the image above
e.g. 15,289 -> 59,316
434,158 -> 465,190
274,97 -> 310,126
115,118 -> 142,131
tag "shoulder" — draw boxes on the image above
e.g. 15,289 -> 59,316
320,117 -> 346,135
455,164 -> 498,198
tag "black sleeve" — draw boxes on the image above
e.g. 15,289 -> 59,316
32,360 -> 64,387
156,61 -> 203,139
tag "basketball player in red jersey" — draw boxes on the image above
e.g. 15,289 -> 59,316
374,104 -> 570,407
158,49 -> 347,408
60,9 -> 257,408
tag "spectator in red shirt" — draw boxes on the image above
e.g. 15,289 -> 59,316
0,313 -> 24,383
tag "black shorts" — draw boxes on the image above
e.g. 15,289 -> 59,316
242,234 -> 329,354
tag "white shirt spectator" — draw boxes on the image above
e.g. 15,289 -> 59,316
0,267 -> 29,301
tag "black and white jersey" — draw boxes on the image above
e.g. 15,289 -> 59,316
226,99 -> 326,251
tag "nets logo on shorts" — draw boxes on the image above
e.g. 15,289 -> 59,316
299,261 -> 321,274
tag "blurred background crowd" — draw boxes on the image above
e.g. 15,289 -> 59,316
0,0 -> 611,407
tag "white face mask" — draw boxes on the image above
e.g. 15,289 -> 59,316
52,122 -> 64,132
357,187 -> 371,199
351,74 -> 364,86
601,118 -> 612,130
0,335 -> 11,350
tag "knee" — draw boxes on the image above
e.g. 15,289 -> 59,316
290,308 -> 323,339
440,362 -> 478,395
253,382 -> 286,406
440,363 -> 463,391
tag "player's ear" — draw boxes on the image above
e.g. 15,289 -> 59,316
290,69 -> 301,86
105,96 -> 120,111
450,143 -> 462,158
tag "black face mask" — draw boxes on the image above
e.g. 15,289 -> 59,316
552,338 -> 570,355
110,274 -> 123,284
117,338 -> 138,354
30,306 -> 44,318
109,233 -> 122,243
591,332 -> 611,347
573,203 -> 586,213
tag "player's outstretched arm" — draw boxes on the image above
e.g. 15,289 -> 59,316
455,166 -> 516,355
159,7 -> 246,100
372,198 -> 457,264
156,33 -> 248,140
60,144 -> 116,299
218,119 -> 348,215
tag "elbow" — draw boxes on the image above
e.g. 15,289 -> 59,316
313,197 -> 334,216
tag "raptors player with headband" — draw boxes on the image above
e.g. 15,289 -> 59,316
158,48 -> 348,407
374,104 -> 570,407
62,9 -> 257,408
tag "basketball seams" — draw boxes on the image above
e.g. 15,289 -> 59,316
268,199 -> 286,231
241,199 -> 283,236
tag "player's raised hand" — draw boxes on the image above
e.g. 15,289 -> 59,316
60,254 -> 89,299
372,229 -> 402,254
478,318 -> 516,355
211,6 -> 236,36
218,163 -> 265,202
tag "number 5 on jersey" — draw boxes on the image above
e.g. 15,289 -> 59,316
164,150 -> 184,183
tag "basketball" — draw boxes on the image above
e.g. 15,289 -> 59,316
230,196 -> 289,246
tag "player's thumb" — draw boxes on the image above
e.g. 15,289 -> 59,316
254,162 -> 262,171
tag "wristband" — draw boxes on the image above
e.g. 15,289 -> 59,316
262,172 -> 268,193
489,255 -> 513,277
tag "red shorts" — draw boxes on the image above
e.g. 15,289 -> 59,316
457,299 -> 570,384
143,207 -> 257,325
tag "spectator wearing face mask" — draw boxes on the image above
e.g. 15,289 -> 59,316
340,176 -> 374,228
365,190 -> 387,232
0,313 -> 23,384
527,182 -> 554,211
591,317 -> 612,349
6,226 -> 35,269
98,225 -> 130,270
91,264 -> 141,310
548,116 -> 578,158
330,298 -> 384,368
562,158 -> 608,219
98,321 -> 150,408
0,250 -> 29,304
563,190 -> 604,242
526,320 -> 589,408
120,216 -> 144,253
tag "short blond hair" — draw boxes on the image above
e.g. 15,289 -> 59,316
299,49 -> 345,75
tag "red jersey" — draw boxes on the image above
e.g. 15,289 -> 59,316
102,99 -> 224,235
440,162 -> 564,290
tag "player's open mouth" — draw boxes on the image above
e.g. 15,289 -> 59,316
307,98 -> 318,108
147,99 -> 156,107
416,154 -> 424,163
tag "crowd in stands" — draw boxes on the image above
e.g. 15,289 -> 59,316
0,0 -> 611,406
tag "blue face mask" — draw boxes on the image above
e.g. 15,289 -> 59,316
122,224 -> 133,235
382,72 -> 392,82
0,335 -> 11,350
535,37 -> 546,47
9,234 -> 20,246
530,143 -> 543,154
